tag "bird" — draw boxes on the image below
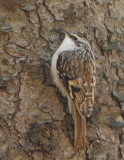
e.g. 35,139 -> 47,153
51,29 -> 96,149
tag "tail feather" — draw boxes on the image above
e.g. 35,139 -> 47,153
72,101 -> 86,149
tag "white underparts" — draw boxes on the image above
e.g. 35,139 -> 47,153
51,35 -> 76,97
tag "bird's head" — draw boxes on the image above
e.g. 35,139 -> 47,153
53,28 -> 91,52
63,30 -> 91,49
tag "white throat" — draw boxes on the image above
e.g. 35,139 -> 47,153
57,35 -> 76,53
51,35 -> 76,97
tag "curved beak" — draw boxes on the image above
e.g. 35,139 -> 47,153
52,28 -> 70,36
60,29 -> 70,35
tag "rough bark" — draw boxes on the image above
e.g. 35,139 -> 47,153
0,0 -> 124,160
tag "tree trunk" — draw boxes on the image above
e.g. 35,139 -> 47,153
0,0 -> 124,159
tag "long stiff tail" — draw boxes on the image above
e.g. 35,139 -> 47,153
72,102 -> 86,149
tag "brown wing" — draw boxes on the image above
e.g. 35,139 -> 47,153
57,48 -> 96,117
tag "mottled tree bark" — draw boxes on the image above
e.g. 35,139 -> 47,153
0,0 -> 124,160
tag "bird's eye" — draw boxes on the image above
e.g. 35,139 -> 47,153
70,35 -> 78,41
